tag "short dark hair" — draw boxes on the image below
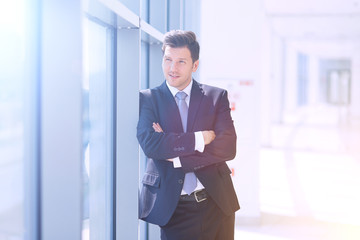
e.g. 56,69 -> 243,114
162,30 -> 200,63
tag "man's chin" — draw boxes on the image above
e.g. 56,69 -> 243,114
166,79 -> 178,87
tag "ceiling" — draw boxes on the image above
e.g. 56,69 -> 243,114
264,0 -> 360,40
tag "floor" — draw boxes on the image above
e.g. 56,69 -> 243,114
235,104 -> 360,240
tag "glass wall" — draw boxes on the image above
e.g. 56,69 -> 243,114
0,1 -> 26,239
82,17 -> 116,240
0,0 -> 199,239
83,0 -> 200,239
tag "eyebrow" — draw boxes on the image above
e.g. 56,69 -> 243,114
164,56 -> 188,61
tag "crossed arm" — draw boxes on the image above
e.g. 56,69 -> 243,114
152,122 -> 216,146
137,90 -> 237,172
152,122 -> 215,163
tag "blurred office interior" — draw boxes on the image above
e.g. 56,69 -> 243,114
0,0 -> 359,239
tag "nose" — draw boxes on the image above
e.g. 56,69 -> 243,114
169,62 -> 177,71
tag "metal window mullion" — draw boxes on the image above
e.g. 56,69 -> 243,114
106,25 -> 117,240
24,0 -> 42,239
115,28 -> 141,240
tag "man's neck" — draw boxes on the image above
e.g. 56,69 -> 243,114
166,80 -> 193,97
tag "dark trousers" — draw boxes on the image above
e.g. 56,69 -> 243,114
160,196 -> 235,240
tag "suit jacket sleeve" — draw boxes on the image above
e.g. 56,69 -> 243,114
179,90 -> 237,173
137,89 -> 196,160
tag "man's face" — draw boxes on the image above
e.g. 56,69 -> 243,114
162,46 -> 199,91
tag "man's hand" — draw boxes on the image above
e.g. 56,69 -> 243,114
152,123 -> 173,162
202,130 -> 216,145
152,122 -> 163,133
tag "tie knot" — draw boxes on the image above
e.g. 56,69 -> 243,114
176,91 -> 187,100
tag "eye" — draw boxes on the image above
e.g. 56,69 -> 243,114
179,60 -> 186,64
165,58 -> 171,62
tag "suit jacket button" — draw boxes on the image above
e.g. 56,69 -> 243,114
178,179 -> 183,184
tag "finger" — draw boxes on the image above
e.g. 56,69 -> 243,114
156,123 -> 163,132
154,123 -> 163,132
152,123 -> 160,131
152,123 -> 162,132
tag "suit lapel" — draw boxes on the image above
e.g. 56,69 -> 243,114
187,81 -> 204,132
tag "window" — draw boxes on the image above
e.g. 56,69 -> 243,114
297,53 -> 308,106
0,1 -> 27,239
82,16 -> 116,240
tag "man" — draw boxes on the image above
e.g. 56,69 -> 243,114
137,30 -> 239,240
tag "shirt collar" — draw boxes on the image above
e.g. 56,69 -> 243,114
166,80 -> 193,98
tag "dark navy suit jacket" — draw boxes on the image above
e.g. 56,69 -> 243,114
137,80 -> 240,226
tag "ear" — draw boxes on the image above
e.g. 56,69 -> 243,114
192,60 -> 199,72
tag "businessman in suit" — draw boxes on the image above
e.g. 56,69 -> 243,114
137,30 -> 240,240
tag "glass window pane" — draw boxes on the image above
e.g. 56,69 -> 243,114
0,1 -> 26,239
82,17 -> 115,240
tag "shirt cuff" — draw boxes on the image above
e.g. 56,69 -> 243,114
194,131 -> 205,153
172,157 -> 181,168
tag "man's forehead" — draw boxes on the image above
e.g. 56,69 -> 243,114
163,46 -> 191,58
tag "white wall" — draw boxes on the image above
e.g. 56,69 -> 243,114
199,0 -> 269,223
351,43 -> 360,118
270,33 -> 285,124
308,55 -> 319,105
283,41 -> 298,114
